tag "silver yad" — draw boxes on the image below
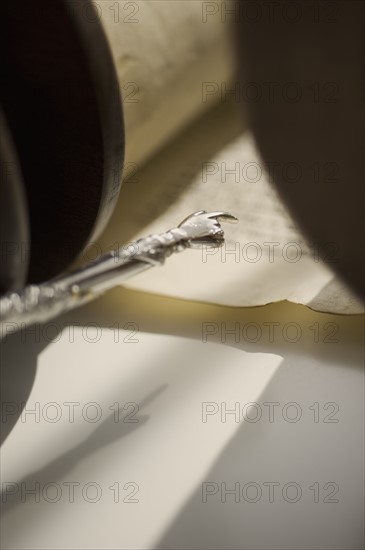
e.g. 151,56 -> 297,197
0,211 -> 238,336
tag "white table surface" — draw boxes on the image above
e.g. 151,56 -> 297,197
1,289 -> 364,549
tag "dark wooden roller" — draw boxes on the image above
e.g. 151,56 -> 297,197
236,0 -> 364,299
0,0 -> 125,284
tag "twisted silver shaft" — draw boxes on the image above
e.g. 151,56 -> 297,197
0,211 -> 237,337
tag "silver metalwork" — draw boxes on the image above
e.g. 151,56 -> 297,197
0,211 -> 237,336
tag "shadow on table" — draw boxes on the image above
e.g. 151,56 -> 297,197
0,384 -> 166,517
